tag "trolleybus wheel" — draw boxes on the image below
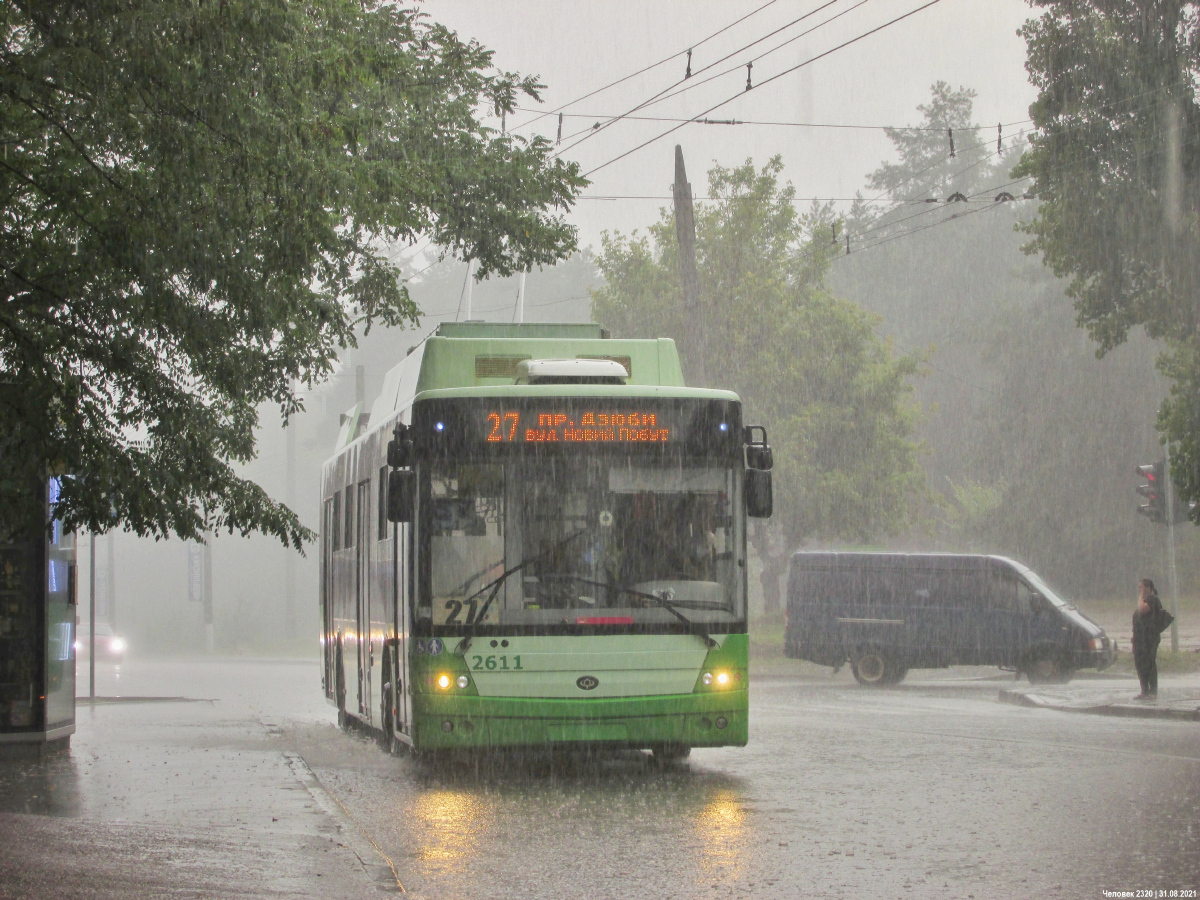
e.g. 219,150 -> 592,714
380,645 -> 400,755
850,650 -> 889,686
882,665 -> 909,685
335,646 -> 349,731
651,745 -> 691,767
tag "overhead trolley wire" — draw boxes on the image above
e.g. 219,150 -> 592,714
510,0 -> 783,133
579,0 -> 877,141
519,106 -> 1030,135
582,0 -> 945,177
557,0 -> 855,154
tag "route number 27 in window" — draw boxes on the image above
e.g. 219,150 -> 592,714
487,412 -> 520,442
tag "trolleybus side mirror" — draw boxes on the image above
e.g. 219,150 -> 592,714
743,424 -> 773,470
387,470 -> 416,522
387,424 -> 412,468
746,469 -> 773,518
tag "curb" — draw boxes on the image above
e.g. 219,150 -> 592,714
998,689 -> 1200,721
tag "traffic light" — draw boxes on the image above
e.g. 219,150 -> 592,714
1135,461 -> 1167,524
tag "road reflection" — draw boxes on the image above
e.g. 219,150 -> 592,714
693,788 -> 748,884
394,749 -> 751,893
410,787 -> 495,870
0,747 -> 82,817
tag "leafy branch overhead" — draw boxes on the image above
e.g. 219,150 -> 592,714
0,0 -> 586,545
1016,0 -> 1200,520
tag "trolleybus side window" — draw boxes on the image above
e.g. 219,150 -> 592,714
343,485 -> 355,548
331,491 -> 342,550
378,466 -> 388,540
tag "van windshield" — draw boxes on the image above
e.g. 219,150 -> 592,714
1023,571 -> 1072,608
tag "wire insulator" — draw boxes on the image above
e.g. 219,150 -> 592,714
556,112 -> 563,145
745,61 -> 753,92
948,127 -> 955,158
686,49 -> 692,79
997,123 -> 1002,155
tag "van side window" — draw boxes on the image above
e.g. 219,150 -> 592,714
988,571 -> 1017,612
1016,580 -> 1034,615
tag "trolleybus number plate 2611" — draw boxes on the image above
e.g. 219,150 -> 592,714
470,655 -> 523,671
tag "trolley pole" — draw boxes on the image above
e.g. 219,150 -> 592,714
89,531 -> 96,699
1165,452 -> 1180,654
672,145 -> 706,386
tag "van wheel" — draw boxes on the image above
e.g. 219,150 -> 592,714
883,666 -> 909,685
850,651 -> 889,686
1026,652 -> 1074,685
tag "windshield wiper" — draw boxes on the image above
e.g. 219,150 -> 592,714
562,576 -> 718,649
454,529 -> 586,654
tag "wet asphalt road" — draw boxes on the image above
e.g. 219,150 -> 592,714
300,672 -> 1200,900
2,659 -> 1197,899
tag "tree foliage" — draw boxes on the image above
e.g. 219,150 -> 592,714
591,158 -> 929,611
1015,0 -> 1200,520
835,83 -> 1184,600
0,0 -> 585,544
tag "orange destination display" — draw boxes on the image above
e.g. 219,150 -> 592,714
486,410 -> 670,443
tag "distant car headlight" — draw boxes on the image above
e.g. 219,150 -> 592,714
109,637 -> 126,653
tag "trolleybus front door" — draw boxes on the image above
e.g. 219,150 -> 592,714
356,480 -> 372,719
391,514 -> 412,735
322,498 -> 334,697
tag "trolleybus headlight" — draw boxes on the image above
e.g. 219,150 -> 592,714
701,672 -> 713,686
436,673 -> 452,690
456,675 -> 469,689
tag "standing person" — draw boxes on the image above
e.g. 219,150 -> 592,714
1132,578 -> 1164,699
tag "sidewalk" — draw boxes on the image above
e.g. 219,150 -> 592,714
998,672 -> 1200,722
0,659 -> 396,900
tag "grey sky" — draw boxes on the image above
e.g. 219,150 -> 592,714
422,0 -> 1038,250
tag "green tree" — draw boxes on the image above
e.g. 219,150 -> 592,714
0,0 -> 585,544
835,82 -> 1182,600
1015,0 -> 1200,520
592,158 -> 930,612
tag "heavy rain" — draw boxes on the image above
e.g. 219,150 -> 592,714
1,2 -> 1198,898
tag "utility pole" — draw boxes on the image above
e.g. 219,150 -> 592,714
517,271 -> 526,323
1164,99 -> 1183,655
464,259 -> 474,320
1165,453 -> 1181,654
672,145 -> 706,385
106,531 -> 115,633
203,537 -> 214,653
89,531 -> 96,699
285,409 -> 296,639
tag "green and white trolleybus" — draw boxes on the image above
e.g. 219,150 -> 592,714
320,322 -> 772,759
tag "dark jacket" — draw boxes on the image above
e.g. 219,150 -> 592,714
1133,592 -> 1164,647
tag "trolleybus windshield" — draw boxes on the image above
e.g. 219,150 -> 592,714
417,393 -> 744,633
419,456 -> 744,633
